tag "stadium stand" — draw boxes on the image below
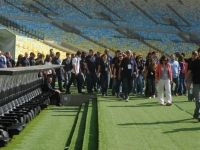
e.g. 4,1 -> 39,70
1,0 -> 200,57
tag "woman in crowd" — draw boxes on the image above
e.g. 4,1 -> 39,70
114,54 -> 123,98
16,54 -> 23,67
145,59 -> 156,99
36,53 -> 45,65
44,55 -> 55,78
97,54 -> 112,97
136,55 -> 144,95
155,55 -> 172,106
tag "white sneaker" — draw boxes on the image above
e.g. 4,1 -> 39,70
149,97 -> 151,99
153,95 -> 155,98
125,97 -> 129,102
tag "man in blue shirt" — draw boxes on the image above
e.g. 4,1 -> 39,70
0,50 -> 6,68
52,52 -> 64,92
85,49 -> 97,93
5,52 -> 12,68
170,54 -> 180,96
20,52 -> 30,67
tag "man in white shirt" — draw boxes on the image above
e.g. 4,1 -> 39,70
66,51 -> 84,94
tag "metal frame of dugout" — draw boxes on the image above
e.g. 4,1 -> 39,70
0,65 -> 63,147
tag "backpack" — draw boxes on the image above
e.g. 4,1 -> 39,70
181,62 -> 187,74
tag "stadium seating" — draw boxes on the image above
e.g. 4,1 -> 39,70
0,65 -> 63,147
1,0 -> 200,57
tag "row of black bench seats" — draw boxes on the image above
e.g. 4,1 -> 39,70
0,78 -> 51,147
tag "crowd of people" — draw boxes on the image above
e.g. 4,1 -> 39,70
1,48 -> 200,119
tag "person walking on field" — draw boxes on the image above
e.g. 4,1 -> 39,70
144,58 -> 156,99
186,48 -> 200,121
155,55 -> 173,106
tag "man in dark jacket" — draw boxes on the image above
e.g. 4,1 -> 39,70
43,76 -> 62,106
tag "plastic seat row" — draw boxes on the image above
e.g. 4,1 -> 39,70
0,77 -> 51,147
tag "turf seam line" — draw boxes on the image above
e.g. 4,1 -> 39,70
82,99 -> 98,150
68,103 -> 88,150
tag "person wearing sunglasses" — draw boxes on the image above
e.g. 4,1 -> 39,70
155,55 -> 173,106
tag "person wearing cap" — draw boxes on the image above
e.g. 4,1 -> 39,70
52,52 -> 64,92
186,48 -> 200,121
169,54 -> 180,96
185,51 -> 197,101
118,50 -> 138,102
62,53 -> 71,88
29,52 -> 36,66
85,49 -> 97,93
66,51 -> 84,94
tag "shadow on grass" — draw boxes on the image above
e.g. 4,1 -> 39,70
163,127 -> 200,133
73,103 -> 88,150
47,108 -> 79,110
51,115 -> 77,116
52,110 -> 79,113
173,104 -> 193,114
107,102 -> 161,108
117,118 -> 193,126
64,103 -> 88,150
64,106 -> 81,149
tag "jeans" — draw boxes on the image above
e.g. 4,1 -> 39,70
112,77 -> 116,95
122,77 -> 133,99
52,74 -> 62,91
116,78 -> 122,94
132,77 -> 137,94
137,74 -> 144,94
86,72 -> 97,92
157,79 -> 172,104
171,77 -> 179,95
179,74 -> 186,94
193,84 -> 200,118
63,71 -> 71,87
100,73 -> 109,95
66,73 -> 82,93
147,78 -> 156,97
188,75 -> 194,101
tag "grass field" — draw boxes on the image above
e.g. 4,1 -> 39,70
1,106 -> 80,150
98,94 -> 200,150
2,87 -> 200,150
